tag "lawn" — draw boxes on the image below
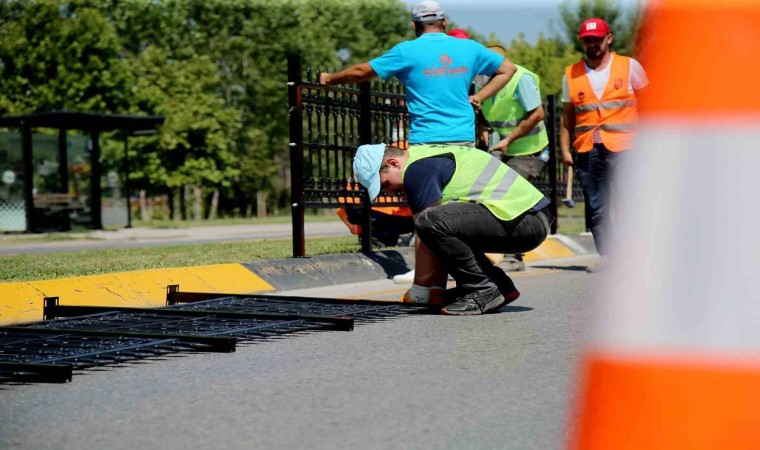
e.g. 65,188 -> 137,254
0,236 -> 361,282
0,205 -> 586,283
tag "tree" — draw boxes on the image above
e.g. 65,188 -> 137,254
0,0 -> 418,218
101,0 -> 412,215
0,1 -> 130,114
127,46 -> 242,219
558,0 -> 643,56
504,34 -> 582,97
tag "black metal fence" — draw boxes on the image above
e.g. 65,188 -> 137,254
288,55 -> 577,257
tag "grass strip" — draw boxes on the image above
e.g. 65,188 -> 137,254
0,236 -> 361,282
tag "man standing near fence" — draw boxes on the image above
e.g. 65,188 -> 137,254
481,43 -> 550,271
320,1 -> 517,300
319,1 -> 516,146
559,18 -> 648,271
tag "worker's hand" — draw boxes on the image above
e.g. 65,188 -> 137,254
489,138 -> 509,156
319,72 -> 331,85
469,94 -> 482,110
560,149 -> 574,168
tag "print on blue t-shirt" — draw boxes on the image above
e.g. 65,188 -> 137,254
369,33 -> 503,144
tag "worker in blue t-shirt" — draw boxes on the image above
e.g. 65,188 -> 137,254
319,0 -> 516,146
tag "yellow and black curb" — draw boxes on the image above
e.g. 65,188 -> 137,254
0,235 -> 595,326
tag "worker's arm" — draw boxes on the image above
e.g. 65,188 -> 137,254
490,105 -> 546,155
559,102 -> 575,167
319,62 -> 377,85
470,58 -> 517,108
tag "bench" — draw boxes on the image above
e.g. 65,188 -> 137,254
33,193 -> 87,231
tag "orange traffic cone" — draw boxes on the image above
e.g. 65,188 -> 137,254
568,1 -> 760,449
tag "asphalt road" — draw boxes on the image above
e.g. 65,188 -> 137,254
0,255 -> 598,450
0,221 -> 352,255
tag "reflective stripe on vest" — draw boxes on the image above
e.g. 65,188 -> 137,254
575,123 -> 638,133
574,98 -> 638,113
566,54 -> 639,153
481,65 -> 549,156
403,144 -> 544,221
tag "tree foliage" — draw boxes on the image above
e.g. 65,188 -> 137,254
0,0 -> 643,219
0,1 -> 130,114
0,0 -> 411,218
503,34 -> 581,97
558,0 -> 643,56
495,0 -> 643,98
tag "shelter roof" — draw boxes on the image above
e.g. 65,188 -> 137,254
0,111 -> 164,134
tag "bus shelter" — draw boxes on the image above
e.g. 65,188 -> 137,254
0,111 -> 164,232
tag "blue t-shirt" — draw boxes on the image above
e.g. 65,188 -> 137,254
514,74 -> 543,111
369,33 -> 504,144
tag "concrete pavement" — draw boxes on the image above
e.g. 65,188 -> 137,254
0,256 -> 599,450
0,221 -> 352,255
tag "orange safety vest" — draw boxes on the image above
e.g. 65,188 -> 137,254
566,54 -> 638,153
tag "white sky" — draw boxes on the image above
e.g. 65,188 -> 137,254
402,0 -> 642,44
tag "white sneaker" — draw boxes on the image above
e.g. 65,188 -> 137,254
392,269 -> 415,284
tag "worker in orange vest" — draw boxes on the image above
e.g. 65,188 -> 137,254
559,18 -> 648,271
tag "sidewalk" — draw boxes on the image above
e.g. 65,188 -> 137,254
0,221 -> 351,255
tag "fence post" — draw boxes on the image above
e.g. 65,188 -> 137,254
90,129 -> 103,230
546,94 -> 558,234
358,81 -> 373,253
21,121 -> 34,233
288,55 -> 306,257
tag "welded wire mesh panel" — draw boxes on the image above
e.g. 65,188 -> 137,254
0,293 -> 428,384
0,329 -> 181,368
34,310 -> 334,339
173,295 -> 428,323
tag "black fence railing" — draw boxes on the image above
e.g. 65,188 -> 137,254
288,55 -> 579,257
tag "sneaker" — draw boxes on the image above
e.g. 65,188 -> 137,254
392,269 -> 415,284
485,266 -> 521,304
501,254 -> 526,272
441,284 -> 505,316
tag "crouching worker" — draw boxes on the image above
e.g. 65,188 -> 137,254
353,143 -> 553,315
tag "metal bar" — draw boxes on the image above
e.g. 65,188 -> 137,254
90,129 -> 102,229
123,129 -> 132,228
358,80 -> 373,253
42,304 -> 355,332
546,95 -> 558,234
57,128 -> 71,231
1,326 -> 236,353
288,54 -> 306,258
164,290 -> 432,311
22,121 -> 35,233
166,284 -> 217,305
0,361 -> 73,383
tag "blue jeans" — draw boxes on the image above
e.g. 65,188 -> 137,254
575,144 -> 629,256
415,202 -> 552,291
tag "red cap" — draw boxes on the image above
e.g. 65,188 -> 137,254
578,18 -> 610,38
447,28 -> 470,39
